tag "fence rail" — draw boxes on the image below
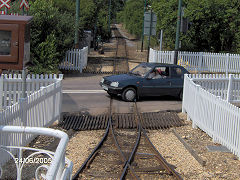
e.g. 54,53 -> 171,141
59,47 -> 88,72
189,74 -> 240,103
182,74 -> 240,159
149,48 -> 240,74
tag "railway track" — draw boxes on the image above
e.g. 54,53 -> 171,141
72,24 -> 182,179
72,98 -> 183,179
84,24 -> 129,74
112,24 -> 129,74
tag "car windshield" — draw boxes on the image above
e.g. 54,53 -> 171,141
129,64 -> 152,77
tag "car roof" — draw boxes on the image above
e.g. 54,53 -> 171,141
140,62 -> 184,68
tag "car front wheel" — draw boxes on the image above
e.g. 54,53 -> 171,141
122,87 -> 136,102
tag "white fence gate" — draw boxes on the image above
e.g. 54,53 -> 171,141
182,74 -> 240,159
149,48 -> 240,74
59,47 -> 88,73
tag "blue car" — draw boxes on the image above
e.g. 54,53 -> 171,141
100,63 -> 189,101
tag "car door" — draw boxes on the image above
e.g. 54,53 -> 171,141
141,66 -> 171,96
169,67 -> 185,96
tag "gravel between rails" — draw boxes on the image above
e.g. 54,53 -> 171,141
66,130 -> 105,176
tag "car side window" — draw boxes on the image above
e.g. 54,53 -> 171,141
148,67 -> 169,79
171,67 -> 183,78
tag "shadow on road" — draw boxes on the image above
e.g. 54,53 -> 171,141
107,94 -> 181,102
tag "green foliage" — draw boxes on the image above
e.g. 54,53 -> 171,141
152,0 -> 178,50
79,0 -> 124,40
29,34 -> 59,74
152,0 -> 240,53
28,0 -> 75,74
52,0 -> 75,14
117,0 -> 144,38
118,0 -> 240,53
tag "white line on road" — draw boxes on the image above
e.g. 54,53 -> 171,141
63,90 -> 106,94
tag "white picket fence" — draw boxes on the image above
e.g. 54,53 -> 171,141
190,74 -> 240,103
149,48 -> 175,64
182,74 -> 240,159
59,47 -> 88,72
149,48 -> 240,74
0,74 -> 62,110
0,74 -> 63,165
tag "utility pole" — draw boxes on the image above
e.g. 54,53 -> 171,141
141,0 -> 147,52
174,0 -> 182,64
75,0 -> 80,49
159,29 -> 163,51
147,9 -> 152,62
108,0 -> 112,36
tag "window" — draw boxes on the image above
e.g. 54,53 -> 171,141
149,67 -> 169,79
130,64 -> 152,77
0,24 -> 19,63
0,30 -> 11,55
172,67 -> 183,78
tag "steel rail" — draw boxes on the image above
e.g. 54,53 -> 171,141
135,102 -> 183,180
120,101 -> 141,180
109,98 -> 140,180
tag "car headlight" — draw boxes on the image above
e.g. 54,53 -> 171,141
100,78 -> 104,83
110,81 -> 119,87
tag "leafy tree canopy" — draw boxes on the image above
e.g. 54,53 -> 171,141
118,0 -> 240,53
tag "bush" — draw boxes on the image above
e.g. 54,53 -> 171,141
28,0 -> 75,74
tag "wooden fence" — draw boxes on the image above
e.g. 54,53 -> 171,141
59,47 -> 88,72
182,74 -> 240,159
149,48 -> 240,74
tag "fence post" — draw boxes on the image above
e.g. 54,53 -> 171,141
227,74 -> 234,103
198,52 -> 203,74
59,79 -> 63,123
80,49 -> 83,73
182,74 -> 187,113
19,97 -> 27,147
212,96 -> 221,143
174,51 -> 178,64
225,53 -> 229,75
0,75 -> 3,110
192,84 -> 200,129
171,51 -> 175,64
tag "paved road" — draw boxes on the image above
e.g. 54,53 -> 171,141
62,74 -> 182,115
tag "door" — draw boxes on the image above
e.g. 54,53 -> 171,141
0,24 -> 19,63
170,67 -> 184,96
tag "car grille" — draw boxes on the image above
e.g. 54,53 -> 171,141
104,79 -> 111,86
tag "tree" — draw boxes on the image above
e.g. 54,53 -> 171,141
28,0 -> 75,73
118,0 -> 144,38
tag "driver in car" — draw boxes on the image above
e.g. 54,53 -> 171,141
149,68 -> 164,79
